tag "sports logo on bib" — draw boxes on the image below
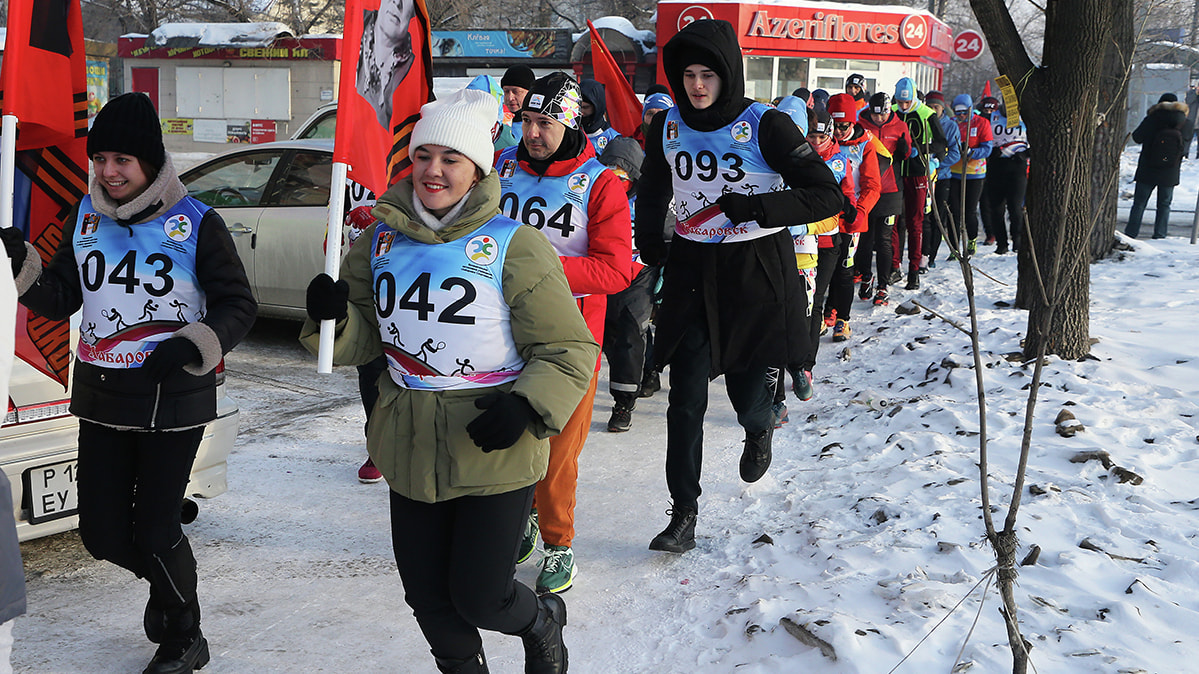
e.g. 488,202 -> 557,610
164,214 -> 192,242
80,213 -> 101,235
830,158 -> 845,173
567,173 -> 591,194
374,230 -> 396,257
499,159 -> 517,178
731,121 -> 752,143
666,121 -> 679,140
466,235 -> 499,265
595,135 -> 609,152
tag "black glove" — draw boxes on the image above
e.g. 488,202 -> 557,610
1,227 -> 28,276
840,196 -> 857,225
715,193 -> 766,225
306,273 -> 349,321
466,391 -> 535,452
142,338 -> 200,383
636,236 -> 666,267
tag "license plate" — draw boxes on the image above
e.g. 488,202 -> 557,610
24,459 -> 79,525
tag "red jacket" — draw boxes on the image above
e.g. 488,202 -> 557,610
814,139 -> 856,248
510,141 -> 633,367
835,127 -> 882,234
857,111 -> 911,194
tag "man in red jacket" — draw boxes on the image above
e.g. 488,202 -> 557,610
857,92 -> 910,305
494,72 -> 633,595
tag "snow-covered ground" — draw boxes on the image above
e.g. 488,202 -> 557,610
11,151 -> 1199,673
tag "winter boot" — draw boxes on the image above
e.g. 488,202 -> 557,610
142,606 -> 208,674
739,427 -> 773,483
536,546 -> 577,595
872,289 -> 889,306
648,505 -> 697,553
832,319 -> 852,342
519,593 -> 569,674
435,648 -> 489,673
904,270 -> 920,290
607,393 -> 635,433
517,509 -> 539,565
638,369 -> 661,398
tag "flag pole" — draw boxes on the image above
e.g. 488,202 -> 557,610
317,160 -> 348,374
0,115 -> 18,231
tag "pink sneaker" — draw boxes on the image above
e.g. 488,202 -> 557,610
358,457 -> 383,483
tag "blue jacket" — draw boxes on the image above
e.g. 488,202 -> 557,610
935,112 -> 961,180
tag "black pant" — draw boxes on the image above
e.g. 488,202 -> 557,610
357,355 -> 388,437
603,265 -> 657,399
947,178 -> 986,249
76,421 -> 203,608
983,158 -> 1028,250
828,233 -> 857,323
855,191 -> 900,289
801,240 -> 844,372
925,179 -> 954,263
665,319 -> 772,510
390,485 -> 539,660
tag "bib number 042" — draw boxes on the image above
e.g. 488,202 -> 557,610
375,271 -> 476,325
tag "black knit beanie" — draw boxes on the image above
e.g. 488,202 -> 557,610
501,65 -> 536,91
87,92 -> 166,170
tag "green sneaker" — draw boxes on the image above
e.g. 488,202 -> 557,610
517,509 -> 539,564
536,545 -> 577,594
966,239 -> 978,257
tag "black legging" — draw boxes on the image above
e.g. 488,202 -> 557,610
801,238 -> 844,372
76,422 -> 204,610
947,178 -> 986,250
390,485 -> 539,660
983,157 -> 1028,251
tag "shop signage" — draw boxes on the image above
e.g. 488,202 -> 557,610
657,2 -> 951,65
119,36 -> 339,61
952,29 -> 985,61
431,31 -> 558,59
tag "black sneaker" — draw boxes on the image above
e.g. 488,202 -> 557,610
872,289 -> 889,306
638,370 -> 661,398
905,271 -> 920,290
607,399 -> 634,433
649,506 -> 697,553
858,277 -> 874,300
889,269 -> 903,285
143,631 -> 210,674
739,427 -> 773,483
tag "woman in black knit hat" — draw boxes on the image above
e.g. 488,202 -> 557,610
0,92 -> 256,673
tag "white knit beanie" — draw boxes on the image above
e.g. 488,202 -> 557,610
410,88 -> 499,176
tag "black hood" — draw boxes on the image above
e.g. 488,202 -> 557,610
580,79 -> 610,134
662,19 -> 748,132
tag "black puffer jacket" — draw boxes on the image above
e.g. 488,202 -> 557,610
634,19 -> 842,377
1132,100 -> 1192,187
15,155 -> 257,430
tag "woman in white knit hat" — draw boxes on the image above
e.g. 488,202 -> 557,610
301,87 -> 597,673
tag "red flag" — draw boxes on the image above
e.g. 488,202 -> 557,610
587,21 -> 643,138
0,0 -> 88,390
334,0 -> 435,196
982,80 -> 993,99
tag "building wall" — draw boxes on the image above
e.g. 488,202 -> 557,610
1128,63 -> 1191,135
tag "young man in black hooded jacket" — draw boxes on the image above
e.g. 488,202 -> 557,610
635,19 -> 843,554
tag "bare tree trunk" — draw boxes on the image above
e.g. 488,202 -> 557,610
1088,0 -> 1134,261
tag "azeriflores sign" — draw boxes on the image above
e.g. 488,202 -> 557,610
657,2 -> 952,64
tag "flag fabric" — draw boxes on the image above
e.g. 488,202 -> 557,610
0,0 -> 89,389
981,80 -> 993,100
587,21 -> 643,138
334,0 -> 435,197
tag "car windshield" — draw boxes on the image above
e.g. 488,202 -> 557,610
183,152 -> 281,207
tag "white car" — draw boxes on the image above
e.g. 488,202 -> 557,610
1,323 -> 239,542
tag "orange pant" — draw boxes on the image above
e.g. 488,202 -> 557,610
533,372 -> 598,549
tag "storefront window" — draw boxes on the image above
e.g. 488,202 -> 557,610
848,60 -> 880,72
745,56 -> 775,102
814,59 -> 847,70
778,58 -> 809,98
816,76 -> 844,90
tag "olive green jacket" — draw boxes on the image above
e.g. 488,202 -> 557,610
300,173 -> 598,502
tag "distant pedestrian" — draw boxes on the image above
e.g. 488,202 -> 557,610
1185,83 -> 1198,158
1126,93 -> 1193,239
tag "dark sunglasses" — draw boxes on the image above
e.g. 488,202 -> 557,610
833,122 -> 853,130
954,108 -> 969,115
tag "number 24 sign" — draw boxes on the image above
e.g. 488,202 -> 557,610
953,29 -> 985,61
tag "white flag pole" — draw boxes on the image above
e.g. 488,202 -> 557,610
0,115 -> 19,231
317,160 -> 349,374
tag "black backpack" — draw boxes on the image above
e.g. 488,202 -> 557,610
1145,124 -> 1185,166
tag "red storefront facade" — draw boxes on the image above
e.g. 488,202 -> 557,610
656,1 -> 952,101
